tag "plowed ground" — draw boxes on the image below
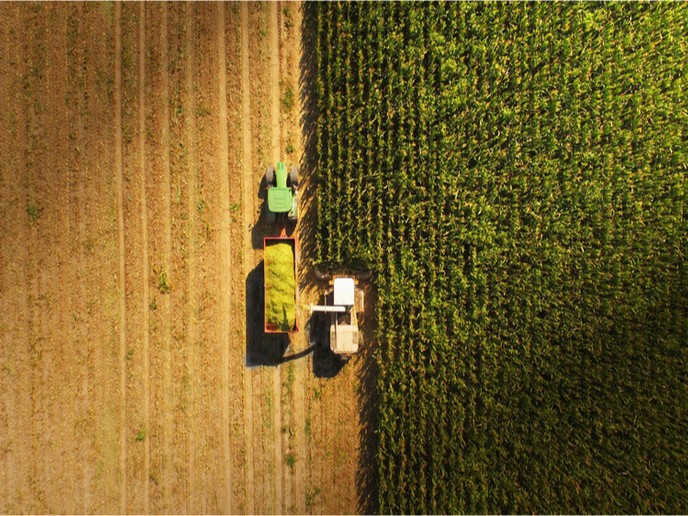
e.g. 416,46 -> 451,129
0,3 -> 369,513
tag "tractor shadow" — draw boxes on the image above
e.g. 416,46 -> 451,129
245,263 -> 290,367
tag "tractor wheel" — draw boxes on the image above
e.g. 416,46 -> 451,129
264,203 -> 276,224
289,166 -> 299,187
265,165 -> 275,186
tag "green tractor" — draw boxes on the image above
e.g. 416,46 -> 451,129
264,162 -> 299,224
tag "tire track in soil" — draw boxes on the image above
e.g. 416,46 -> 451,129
294,2 -> 329,498
341,365 -> 359,511
67,5 -> 91,511
120,4 -> 148,512
160,9 -> 173,508
0,5 -> 15,508
239,4 -> 256,513
137,5 -> 151,513
166,4 -> 192,509
114,3 -> 127,512
0,5 -> 36,512
246,4 -> 281,513
143,4 -> 173,512
69,7 -> 89,509
216,3 -> 234,512
18,7 -> 43,510
88,5 -> 122,511
183,3 -> 199,510
17,8 -> 41,509
279,3 -> 307,512
223,5 -> 248,512
69,5 -> 121,511
189,6 -> 229,511
26,5 -> 80,512
18,7 -> 47,511
268,4 -> 285,512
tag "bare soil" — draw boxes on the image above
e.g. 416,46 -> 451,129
0,3 -> 370,514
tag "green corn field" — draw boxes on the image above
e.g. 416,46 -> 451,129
308,2 -> 687,513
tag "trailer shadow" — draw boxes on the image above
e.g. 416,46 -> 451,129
245,262 -> 321,368
245,262 -> 290,367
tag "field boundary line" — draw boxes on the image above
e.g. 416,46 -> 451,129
216,2 -> 233,513
138,4 -> 150,513
240,4 -> 255,512
114,3 -> 127,512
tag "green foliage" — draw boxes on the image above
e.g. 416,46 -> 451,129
157,271 -> 172,294
281,86 -> 295,111
312,2 -> 688,514
285,453 -> 296,470
27,201 -> 42,222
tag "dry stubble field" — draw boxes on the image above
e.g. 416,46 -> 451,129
0,3 -> 368,513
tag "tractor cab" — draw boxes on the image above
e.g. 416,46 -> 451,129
265,162 -> 298,223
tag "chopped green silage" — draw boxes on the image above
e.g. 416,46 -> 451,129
264,242 -> 296,331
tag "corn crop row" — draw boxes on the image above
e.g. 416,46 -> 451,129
312,2 -> 688,513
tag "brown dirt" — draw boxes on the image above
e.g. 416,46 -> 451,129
0,2 -> 368,514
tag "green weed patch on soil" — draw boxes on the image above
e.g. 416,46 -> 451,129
265,242 -> 296,331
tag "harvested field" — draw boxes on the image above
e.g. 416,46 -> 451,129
0,3 -> 366,514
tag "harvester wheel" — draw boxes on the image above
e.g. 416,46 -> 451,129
314,266 -> 331,281
356,289 -> 365,315
289,166 -> 299,187
357,269 -> 372,281
265,165 -> 275,186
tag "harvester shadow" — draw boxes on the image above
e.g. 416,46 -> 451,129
279,344 -> 316,363
307,291 -> 347,378
245,262 -> 290,367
